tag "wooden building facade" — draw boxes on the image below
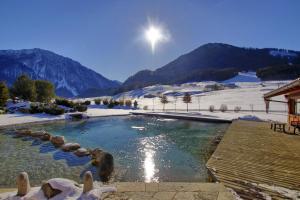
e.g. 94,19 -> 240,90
264,79 -> 300,124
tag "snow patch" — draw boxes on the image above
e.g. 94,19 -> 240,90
157,118 -> 176,122
0,178 -> 116,200
252,183 -> 300,199
56,78 -> 79,96
269,50 -> 297,57
223,72 -> 261,84
238,115 -> 263,122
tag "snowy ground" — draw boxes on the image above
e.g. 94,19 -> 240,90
0,72 -> 292,126
0,109 -> 132,127
124,81 -> 289,112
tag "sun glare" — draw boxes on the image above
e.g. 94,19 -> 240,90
143,22 -> 170,53
145,26 -> 163,53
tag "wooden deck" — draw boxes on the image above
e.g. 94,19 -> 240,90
206,120 -> 300,200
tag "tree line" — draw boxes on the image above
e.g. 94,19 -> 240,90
160,93 -> 192,112
0,74 -> 55,107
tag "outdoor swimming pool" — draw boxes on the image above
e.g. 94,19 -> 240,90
0,116 -> 229,187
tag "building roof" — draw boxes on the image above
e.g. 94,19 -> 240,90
264,78 -> 300,99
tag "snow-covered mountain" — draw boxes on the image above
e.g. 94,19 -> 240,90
121,43 -> 300,92
0,48 -> 120,97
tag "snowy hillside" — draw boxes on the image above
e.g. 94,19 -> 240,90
113,80 -> 291,112
223,71 -> 261,83
121,43 -> 300,91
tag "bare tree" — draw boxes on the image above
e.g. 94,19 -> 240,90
160,95 -> 169,112
183,93 -> 192,112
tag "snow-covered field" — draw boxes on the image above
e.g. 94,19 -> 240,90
111,73 -> 291,122
116,81 -> 290,113
0,72 -> 292,126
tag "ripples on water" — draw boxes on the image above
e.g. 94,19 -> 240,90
0,116 -> 229,187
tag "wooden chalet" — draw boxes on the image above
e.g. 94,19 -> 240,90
264,78 -> 300,124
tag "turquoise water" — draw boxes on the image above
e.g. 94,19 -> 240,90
0,116 -> 228,187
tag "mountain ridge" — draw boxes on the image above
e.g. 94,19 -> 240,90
0,48 -> 120,97
120,43 -> 300,92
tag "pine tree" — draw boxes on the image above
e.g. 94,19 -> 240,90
11,74 -> 36,101
183,92 -> 192,112
0,82 -> 9,107
35,80 -> 55,103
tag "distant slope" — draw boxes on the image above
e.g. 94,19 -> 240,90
0,48 -> 120,97
223,72 -> 261,83
121,43 -> 300,92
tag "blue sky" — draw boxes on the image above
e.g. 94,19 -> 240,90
0,0 -> 299,81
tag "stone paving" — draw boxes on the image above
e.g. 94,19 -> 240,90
102,182 -> 235,200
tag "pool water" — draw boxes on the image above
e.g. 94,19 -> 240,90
0,116 -> 229,187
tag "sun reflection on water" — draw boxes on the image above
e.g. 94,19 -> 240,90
140,137 -> 160,182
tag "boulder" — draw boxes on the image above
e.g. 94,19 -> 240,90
17,172 -> 30,196
41,182 -> 62,199
31,131 -> 52,141
61,143 -> 81,152
50,136 -> 65,147
83,171 -> 93,193
91,148 -> 104,166
30,131 -> 46,138
15,129 -> 32,137
40,132 -> 52,141
91,148 -> 114,182
74,148 -> 90,157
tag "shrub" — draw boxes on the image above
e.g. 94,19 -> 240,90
114,101 -> 120,106
19,108 -> 30,114
143,106 -> 148,110
209,105 -> 215,112
29,103 -> 65,115
94,98 -> 101,105
29,103 -> 44,114
234,106 -> 241,113
0,109 -> 6,114
107,102 -> 114,108
102,99 -> 109,105
0,82 -> 9,107
55,98 -> 74,108
125,99 -> 132,107
44,105 -> 65,115
220,104 -> 228,112
133,100 -> 138,109
119,99 -> 125,106
84,100 -> 91,105
74,104 -> 87,112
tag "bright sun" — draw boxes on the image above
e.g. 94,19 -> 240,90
145,26 -> 163,53
143,22 -> 169,54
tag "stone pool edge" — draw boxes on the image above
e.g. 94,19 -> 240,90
0,113 -> 131,129
131,112 -> 233,123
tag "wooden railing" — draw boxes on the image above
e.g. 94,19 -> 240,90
288,114 -> 300,124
